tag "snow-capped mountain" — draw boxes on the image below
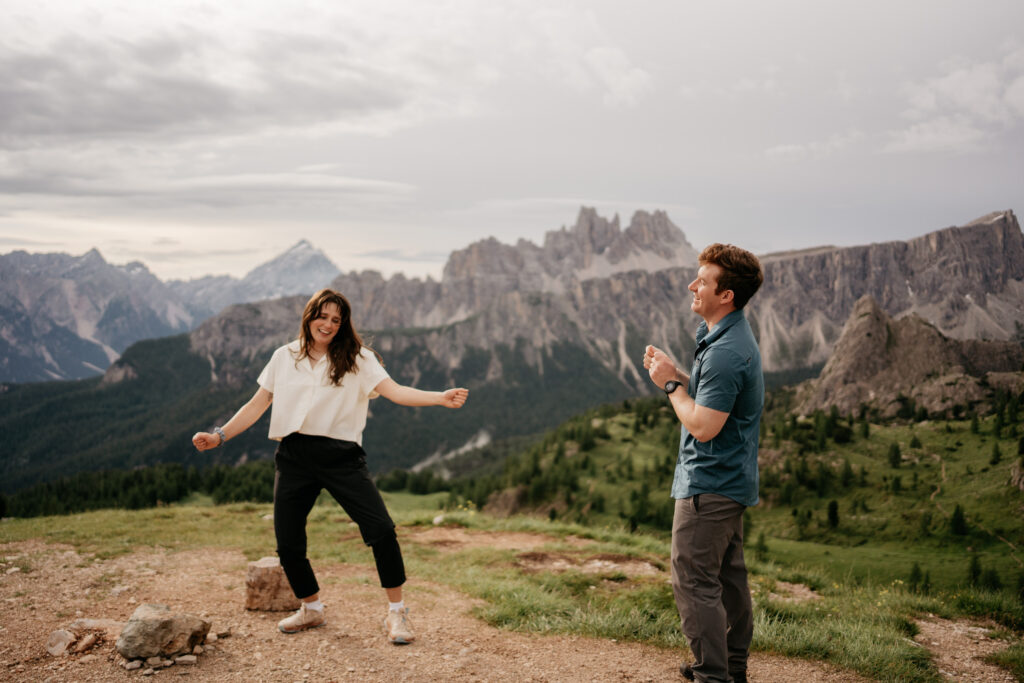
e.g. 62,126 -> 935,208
168,239 -> 341,319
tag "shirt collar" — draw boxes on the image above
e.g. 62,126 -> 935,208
695,309 -> 745,351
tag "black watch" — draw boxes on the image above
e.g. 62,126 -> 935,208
664,380 -> 682,395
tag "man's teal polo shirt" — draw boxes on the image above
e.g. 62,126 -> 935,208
671,309 -> 763,507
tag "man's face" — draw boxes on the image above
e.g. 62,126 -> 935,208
688,263 -> 732,320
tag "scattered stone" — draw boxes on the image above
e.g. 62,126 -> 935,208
432,514 -> 445,525
146,656 -> 164,667
216,626 -> 232,639
67,618 -> 124,638
6,567 -> 20,574
245,557 -> 300,611
262,513 -> 274,521
116,604 -> 211,659
125,661 -> 142,671
175,655 -> 197,665
45,630 -> 76,657
79,654 -> 98,664
192,645 -> 203,655
72,633 -> 99,653
205,633 -> 218,643
143,667 -> 155,676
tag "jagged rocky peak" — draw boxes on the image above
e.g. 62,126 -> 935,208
543,207 -> 621,257
797,294 -> 1024,418
443,206 -> 697,284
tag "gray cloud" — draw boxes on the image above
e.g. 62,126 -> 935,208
0,30 -> 413,147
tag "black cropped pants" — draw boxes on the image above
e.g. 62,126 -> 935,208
273,433 -> 406,598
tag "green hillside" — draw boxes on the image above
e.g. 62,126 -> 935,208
0,333 -> 633,494
437,394 -> 1024,596
3,388 -> 1024,680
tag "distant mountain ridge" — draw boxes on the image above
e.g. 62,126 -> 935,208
167,240 -> 341,320
0,240 -> 339,382
0,249 -> 192,382
3,208 -> 1023,492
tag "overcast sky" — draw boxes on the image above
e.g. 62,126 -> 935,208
3,1 -> 1023,280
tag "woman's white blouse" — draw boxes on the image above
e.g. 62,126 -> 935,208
257,341 -> 389,444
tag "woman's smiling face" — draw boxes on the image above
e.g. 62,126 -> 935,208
309,302 -> 342,349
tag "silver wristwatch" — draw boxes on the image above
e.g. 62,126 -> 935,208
213,426 -> 227,446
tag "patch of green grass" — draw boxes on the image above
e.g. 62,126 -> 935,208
986,642 -> 1024,680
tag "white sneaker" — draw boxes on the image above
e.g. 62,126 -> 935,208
384,607 -> 415,644
277,603 -> 325,634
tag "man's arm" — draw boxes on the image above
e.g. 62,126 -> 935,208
643,345 -> 729,443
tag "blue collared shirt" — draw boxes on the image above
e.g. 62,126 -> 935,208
671,309 -> 763,506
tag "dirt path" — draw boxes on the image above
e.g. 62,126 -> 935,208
914,616 -> 1017,682
0,537 -> 1006,682
0,538 -> 869,682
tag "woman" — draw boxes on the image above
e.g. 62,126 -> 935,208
192,289 -> 468,644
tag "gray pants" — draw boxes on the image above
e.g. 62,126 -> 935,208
671,494 -> 753,683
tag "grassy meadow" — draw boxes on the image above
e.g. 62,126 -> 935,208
3,396 -> 1024,681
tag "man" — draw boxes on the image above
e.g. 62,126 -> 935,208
643,243 -> 764,683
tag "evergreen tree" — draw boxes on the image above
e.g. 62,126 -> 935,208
859,420 -> 870,439
888,442 -> 901,468
754,532 -> 768,559
910,435 -> 922,449
840,458 -> 854,488
970,414 -> 980,434
908,562 -> 923,593
968,554 -> 982,586
827,500 -> 839,528
990,442 -> 1001,466
980,568 -> 1002,591
950,504 -> 968,535
919,511 -> 932,537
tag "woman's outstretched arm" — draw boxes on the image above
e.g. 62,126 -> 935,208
373,378 -> 468,409
192,387 -> 274,450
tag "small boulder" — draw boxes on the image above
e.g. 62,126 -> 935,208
115,604 -> 210,660
245,557 -> 300,611
46,630 -> 76,657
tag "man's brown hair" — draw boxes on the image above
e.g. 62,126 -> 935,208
699,244 -> 763,309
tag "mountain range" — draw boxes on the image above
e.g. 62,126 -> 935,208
2,207 -> 1023,492
0,240 -> 339,382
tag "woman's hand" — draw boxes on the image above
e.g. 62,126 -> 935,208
439,388 -> 469,409
192,432 -> 220,451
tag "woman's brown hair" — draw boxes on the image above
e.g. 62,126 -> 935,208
297,289 -> 380,386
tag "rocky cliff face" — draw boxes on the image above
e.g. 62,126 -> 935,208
191,209 -> 1024,399
750,210 -> 1024,370
796,295 -> 1024,418
331,207 -> 698,331
0,249 -> 193,381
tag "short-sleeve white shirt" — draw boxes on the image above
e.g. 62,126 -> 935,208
257,341 -> 390,444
